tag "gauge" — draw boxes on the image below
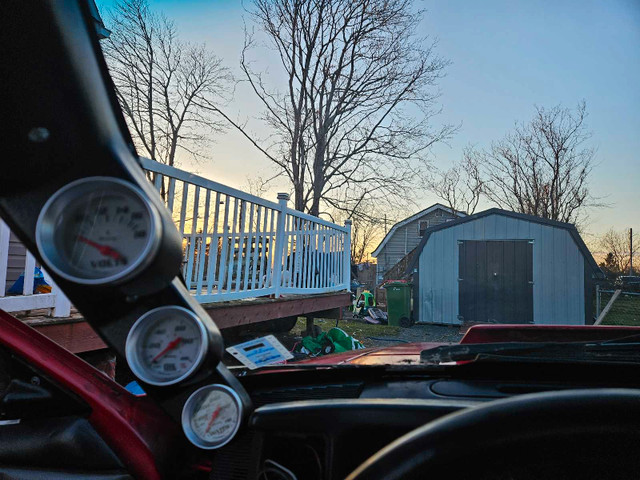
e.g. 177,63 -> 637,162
36,177 -> 161,285
126,306 -> 209,386
181,384 -> 243,449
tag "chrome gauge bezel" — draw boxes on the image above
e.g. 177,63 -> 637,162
125,306 -> 209,386
181,384 -> 243,450
35,176 -> 162,285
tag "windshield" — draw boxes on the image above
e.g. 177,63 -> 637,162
3,0 -> 638,375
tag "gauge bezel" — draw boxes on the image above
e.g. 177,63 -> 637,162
126,306 -> 209,386
181,384 -> 243,450
35,176 -> 162,285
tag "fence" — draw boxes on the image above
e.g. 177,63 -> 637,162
141,159 -> 351,303
595,287 -> 640,326
0,220 -> 71,317
0,161 -> 351,314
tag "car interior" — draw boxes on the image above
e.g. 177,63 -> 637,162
1,2 -> 639,480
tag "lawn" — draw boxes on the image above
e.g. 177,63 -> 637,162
598,293 -> 640,326
290,318 -> 401,348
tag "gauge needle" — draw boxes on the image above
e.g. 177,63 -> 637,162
205,406 -> 222,433
151,337 -> 183,363
77,235 -> 125,261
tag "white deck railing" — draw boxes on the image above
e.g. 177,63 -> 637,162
0,161 -> 351,316
141,158 -> 351,303
0,220 -> 71,317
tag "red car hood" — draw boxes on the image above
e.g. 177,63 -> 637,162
294,324 -> 640,366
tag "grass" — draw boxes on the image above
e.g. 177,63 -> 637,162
598,293 -> 640,326
290,318 -> 401,347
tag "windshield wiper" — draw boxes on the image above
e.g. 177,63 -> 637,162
420,339 -> 640,365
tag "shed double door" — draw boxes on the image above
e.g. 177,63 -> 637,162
458,240 -> 533,324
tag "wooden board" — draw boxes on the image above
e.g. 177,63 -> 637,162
24,317 -> 107,353
202,292 -> 351,329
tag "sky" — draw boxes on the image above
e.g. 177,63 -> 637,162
97,0 -> 640,246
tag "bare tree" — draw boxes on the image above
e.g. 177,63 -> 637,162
598,228 -> 638,277
102,0 -> 231,167
350,216 -> 384,265
468,102 -> 597,224
428,147 -> 484,215
226,0 -> 456,217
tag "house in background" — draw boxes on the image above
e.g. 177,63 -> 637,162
372,204 -> 465,284
406,208 -> 604,326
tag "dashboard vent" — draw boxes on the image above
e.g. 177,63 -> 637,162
250,382 -> 363,407
211,432 -> 255,480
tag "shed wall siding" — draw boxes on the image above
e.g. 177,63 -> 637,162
418,215 -> 585,325
377,209 -> 456,280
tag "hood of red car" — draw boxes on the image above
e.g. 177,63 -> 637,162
294,342 -> 443,366
293,324 -> 640,366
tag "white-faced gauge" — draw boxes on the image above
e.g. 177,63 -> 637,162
181,384 -> 243,449
126,306 -> 209,386
36,177 -> 161,285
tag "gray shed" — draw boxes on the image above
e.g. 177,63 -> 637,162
407,209 -> 604,326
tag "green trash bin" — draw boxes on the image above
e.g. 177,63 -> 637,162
384,282 -> 413,327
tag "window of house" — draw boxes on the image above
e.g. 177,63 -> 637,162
418,220 -> 430,236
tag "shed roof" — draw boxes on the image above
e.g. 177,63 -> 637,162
371,203 -> 466,257
405,208 -> 604,278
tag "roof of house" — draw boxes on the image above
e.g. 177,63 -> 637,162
405,208 -> 604,278
371,204 -> 466,257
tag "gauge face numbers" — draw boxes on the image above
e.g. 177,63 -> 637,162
182,384 -> 243,449
126,306 -> 209,386
36,177 -> 160,285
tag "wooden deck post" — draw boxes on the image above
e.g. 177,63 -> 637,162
344,219 -> 352,291
272,193 -> 289,298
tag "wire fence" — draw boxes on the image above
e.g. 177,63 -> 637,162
596,288 -> 640,326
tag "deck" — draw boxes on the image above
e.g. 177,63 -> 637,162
16,291 -> 350,354
1,159 -> 352,353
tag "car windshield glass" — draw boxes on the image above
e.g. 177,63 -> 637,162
5,0 -> 638,376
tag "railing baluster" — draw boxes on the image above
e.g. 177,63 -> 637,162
178,182 -> 189,278
50,275 -> 71,317
306,222 -> 313,289
206,192 -> 222,295
272,194 -> 289,297
235,200 -> 247,292
196,190 -> 211,295
226,197 -> 239,293
167,178 -> 176,215
295,217 -> 303,289
218,196 -> 231,293
242,204 -> 254,290
22,251 -> 36,296
310,227 -> 317,289
264,209 -> 276,290
153,172 -> 163,192
185,185 -> 200,290
249,205 -> 261,290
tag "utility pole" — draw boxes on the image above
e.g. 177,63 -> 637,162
384,214 -> 388,235
630,227 -> 634,275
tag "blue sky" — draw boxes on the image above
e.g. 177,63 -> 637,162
97,0 -> 640,241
